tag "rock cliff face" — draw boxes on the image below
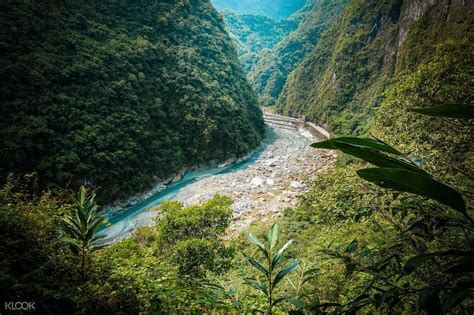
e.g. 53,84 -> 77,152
397,0 -> 431,51
396,0 -> 473,69
275,0 -> 473,135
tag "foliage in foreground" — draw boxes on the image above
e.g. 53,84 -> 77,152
274,33 -> 474,314
243,223 -> 300,314
0,186 -> 237,313
0,30 -> 472,315
311,131 -> 472,313
62,186 -> 108,279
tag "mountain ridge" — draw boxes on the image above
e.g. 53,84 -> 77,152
0,0 -> 264,203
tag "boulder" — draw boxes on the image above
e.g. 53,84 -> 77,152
232,201 -> 252,213
250,177 -> 264,187
266,159 -> 277,167
290,181 -> 304,189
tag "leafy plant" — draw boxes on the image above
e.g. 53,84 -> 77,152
412,103 -> 474,119
312,136 -> 467,215
61,185 -> 108,278
155,196 -> 235,282
199,279 -> 243,312
243,223 -> 300,314
310,104 -> 473,313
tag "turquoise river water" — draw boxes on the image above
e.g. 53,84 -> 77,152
98,127 -> 279,243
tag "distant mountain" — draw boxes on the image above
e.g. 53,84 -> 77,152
247,0 -> 349,105
222,11 -> 298,73
212,0 -> 307,20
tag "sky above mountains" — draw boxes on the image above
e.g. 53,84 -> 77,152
211,0 -> 307,19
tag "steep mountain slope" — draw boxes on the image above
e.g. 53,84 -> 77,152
212,0 -> 307,20
222,12 -> 298,74
276,0 -> 473,135
0,0 -> 264,203
247,0 -> 349,105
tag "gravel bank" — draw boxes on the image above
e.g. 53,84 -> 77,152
172,124 -> 337,238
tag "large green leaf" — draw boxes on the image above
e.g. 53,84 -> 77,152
243,253 -> 269,277
404,250 -> 474,273
441,291 -> 470,314
246,231 -> 268,258
412,103 -> 474,119
272,296 -> 289,306
345,239 -> 358,254
244,278 -> 268,296
267,223 -> 279,250
271,240 -> 293,268
312,138 -> 426,175
85,217 -> 108,240
288,299 -> 305,308
357,168 -> 466,214
443,257 -> 474,274
79,185 -> 86,207
311,137 -> 403,155
76,207 -> 88,230
62,237 -> 81,254
273,260 -> 300,289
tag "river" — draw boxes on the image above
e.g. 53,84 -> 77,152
98,124 -> 336,243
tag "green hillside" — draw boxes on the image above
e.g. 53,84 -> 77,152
276,0 -> 473,135
222,11 -> 298,74
248,0 -> 349,105
0,0 -> 264,203
1,0 -> 472,314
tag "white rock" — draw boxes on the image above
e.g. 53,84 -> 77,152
266,159 -> 277,167
250,177 -> 264,187
232,201 -> 252,213
266,179 -> 275,186
290,181 -> 304,189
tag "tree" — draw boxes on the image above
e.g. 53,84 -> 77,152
61,186 -> 108,279
243,223 -> 300,314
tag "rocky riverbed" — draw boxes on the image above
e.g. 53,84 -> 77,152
172,124 -> 337,238
99,124 -> 336,243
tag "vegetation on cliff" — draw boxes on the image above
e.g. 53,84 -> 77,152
276,0 -> 473,135
0,0 -> 264,203
222,11 -> 298,74
248,0 -> 349,106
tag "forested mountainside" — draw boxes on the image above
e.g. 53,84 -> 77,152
212,0 -> 306,20
0,0 -> 264,203
276,0 -> 473,135
247,0 -> 349,105
1,0 -> 473,314
222,12 -> 298,74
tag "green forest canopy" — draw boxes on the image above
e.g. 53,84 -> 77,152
0,0 -> 264,203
